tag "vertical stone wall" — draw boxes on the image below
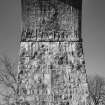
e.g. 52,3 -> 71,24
21,0 -> 82,42
18,0 -> 94,105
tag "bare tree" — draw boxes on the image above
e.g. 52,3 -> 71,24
88,75 -> 105,105
0,55 -> 18,104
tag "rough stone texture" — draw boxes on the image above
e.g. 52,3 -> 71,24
18,0 -> 94,105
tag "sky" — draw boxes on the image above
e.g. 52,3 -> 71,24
0,0 -> 105,77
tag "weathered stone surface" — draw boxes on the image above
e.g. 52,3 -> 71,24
18,0 -> 94,105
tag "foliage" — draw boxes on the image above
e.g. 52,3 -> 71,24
0,55 -> 18,104
88,75 -> 105,105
